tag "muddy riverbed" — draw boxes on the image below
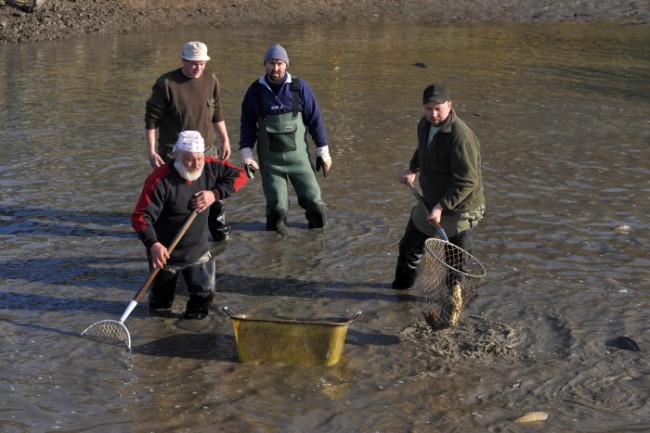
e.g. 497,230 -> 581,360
1,0 -> 648,44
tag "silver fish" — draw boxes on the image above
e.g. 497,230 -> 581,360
513,411 -> 550,423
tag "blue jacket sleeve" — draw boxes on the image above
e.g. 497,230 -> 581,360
239,84 -> 260,150
299,80 -> 328,148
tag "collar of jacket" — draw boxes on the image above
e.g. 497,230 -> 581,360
438,108 -> 457,133
258,72 -> 293,89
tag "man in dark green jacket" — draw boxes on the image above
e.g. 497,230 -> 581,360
392,83 -> 486,290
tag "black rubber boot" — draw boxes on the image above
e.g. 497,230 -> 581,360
148,294 -> 174,312
266,208 -> 289,236
304,202 -> 327,229
392,219 -> 428,290
149,293 -> 174,317
183,293 -> 213,320
391,266 -> 417,290
208,200 -> 231,242
182,257 -> 216,320
148,268 -> 177,313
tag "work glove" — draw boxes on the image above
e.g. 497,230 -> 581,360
316,145 -> 332,177
240,147 -> 259,179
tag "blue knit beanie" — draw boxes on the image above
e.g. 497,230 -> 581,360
263,44 -> 289,66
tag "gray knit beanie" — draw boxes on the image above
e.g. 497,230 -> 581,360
263,44 -> 289,66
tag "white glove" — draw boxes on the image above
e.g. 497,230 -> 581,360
316,145 -> 332,176
240,147 -> 259,179
240,147 -> 259,168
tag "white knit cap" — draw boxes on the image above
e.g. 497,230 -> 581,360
173,131 -> 205,153
181,41 -> 210,62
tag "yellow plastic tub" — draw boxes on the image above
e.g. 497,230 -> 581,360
222,306 -> 361,367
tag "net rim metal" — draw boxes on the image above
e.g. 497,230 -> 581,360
424,237 -> 486,280
80,319 -> 132,350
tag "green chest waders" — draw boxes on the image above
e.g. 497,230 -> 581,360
256,111 -> 326,230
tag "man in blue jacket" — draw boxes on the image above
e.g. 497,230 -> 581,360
239,44 -> 332,236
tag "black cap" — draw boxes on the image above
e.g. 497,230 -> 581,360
422,83 -> 451,104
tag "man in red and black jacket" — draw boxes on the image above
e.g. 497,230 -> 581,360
131,130 -> 247,320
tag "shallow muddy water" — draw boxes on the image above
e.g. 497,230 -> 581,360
1,21 -> 649,432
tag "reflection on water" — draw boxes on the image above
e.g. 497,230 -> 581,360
1,22 -> 649,432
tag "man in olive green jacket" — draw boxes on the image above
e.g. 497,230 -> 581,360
393,83 -> 486,290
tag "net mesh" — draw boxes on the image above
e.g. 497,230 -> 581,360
81,320 -> 131,350
420,238 -> 486,330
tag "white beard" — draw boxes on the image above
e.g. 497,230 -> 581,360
174,159 -> 204,181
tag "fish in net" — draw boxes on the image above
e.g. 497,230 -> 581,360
420,237 -> 486,330
80,320 -> 131,349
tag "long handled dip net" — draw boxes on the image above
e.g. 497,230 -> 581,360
420,237 -> 486,330
81,319 -> 131,349
80,210 -> 199,351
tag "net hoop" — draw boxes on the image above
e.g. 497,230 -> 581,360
421,237 -> 487,329
424,238 -> 486,280
81,319 -> 132,350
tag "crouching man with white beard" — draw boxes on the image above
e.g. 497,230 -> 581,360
131,130 -> 247,320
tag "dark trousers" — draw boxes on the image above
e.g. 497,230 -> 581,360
148,257 -> 216,314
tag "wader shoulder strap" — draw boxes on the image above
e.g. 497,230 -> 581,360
291,77 -> 300,118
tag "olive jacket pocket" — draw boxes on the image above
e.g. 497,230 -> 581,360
265,122 -> 298,152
